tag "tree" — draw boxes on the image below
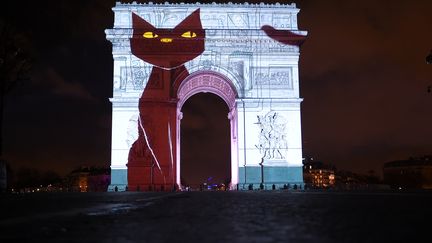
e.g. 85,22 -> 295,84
0,20 -> 31,159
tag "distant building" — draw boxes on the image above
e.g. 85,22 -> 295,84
383,156 -> 432,189
334,170 -> 384,190
303,158 -> 335,189
67,166 -> 110,192
304,157 -> 386,190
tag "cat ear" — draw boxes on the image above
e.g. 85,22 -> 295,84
174,8 -> 202,31
132,12 -> 155,30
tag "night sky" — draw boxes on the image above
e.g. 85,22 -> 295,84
1,0 -> 431,179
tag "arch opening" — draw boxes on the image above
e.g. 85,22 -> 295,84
176,71 -> 238,190
180,93 -> 231,190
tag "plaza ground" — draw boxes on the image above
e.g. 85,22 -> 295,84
1,190 -> 431,242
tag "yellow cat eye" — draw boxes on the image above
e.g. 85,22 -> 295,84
143,31 -> 159,38
181,31 -> 197,38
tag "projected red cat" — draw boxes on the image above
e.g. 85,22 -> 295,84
127,9 -> 205,191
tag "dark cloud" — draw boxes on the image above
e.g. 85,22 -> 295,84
30,66 -> 98,101
298,0 -> 432,173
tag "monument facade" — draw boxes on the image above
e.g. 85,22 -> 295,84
106,2 -> 307,191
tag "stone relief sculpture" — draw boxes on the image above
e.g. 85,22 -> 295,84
255,111 -> 288,160
254,67 -> 292,87
130,60 -> 150,90
228,60 -> 244,79
126,114 -> 139,148
119,62 -> 151,91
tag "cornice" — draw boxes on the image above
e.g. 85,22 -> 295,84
115,1 -> 297,9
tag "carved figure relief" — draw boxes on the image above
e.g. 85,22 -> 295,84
254,67 -> 293,88
228,60 -> 244,79
119,62 -> 152,91
126,114 -> 139,148
255,111 -> 288,160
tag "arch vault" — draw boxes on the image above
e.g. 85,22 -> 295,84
177,71 -> 238,189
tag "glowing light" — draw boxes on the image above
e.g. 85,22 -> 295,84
160,38 -> 173,43
143,31 -> 158,38
181,31 -> 197,38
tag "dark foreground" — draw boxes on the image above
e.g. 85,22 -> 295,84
1,190 -> 431,242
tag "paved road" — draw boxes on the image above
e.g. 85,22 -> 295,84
1,190 -> 431,242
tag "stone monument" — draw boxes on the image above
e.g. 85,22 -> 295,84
105,1 -> 307,191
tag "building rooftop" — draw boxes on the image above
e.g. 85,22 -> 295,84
384,156 -> 432,168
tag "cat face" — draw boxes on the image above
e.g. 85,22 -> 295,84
130,9 -> 205,69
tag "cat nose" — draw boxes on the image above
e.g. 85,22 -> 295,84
160,38 -> 173,43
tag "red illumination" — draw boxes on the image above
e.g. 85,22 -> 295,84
127,9 -> 205,191
261,25 -> 306,46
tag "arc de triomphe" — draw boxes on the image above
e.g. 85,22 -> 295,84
106,2 -> 307,191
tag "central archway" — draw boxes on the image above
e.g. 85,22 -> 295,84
180,93 -> 231,188
176,71 -> 238,190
